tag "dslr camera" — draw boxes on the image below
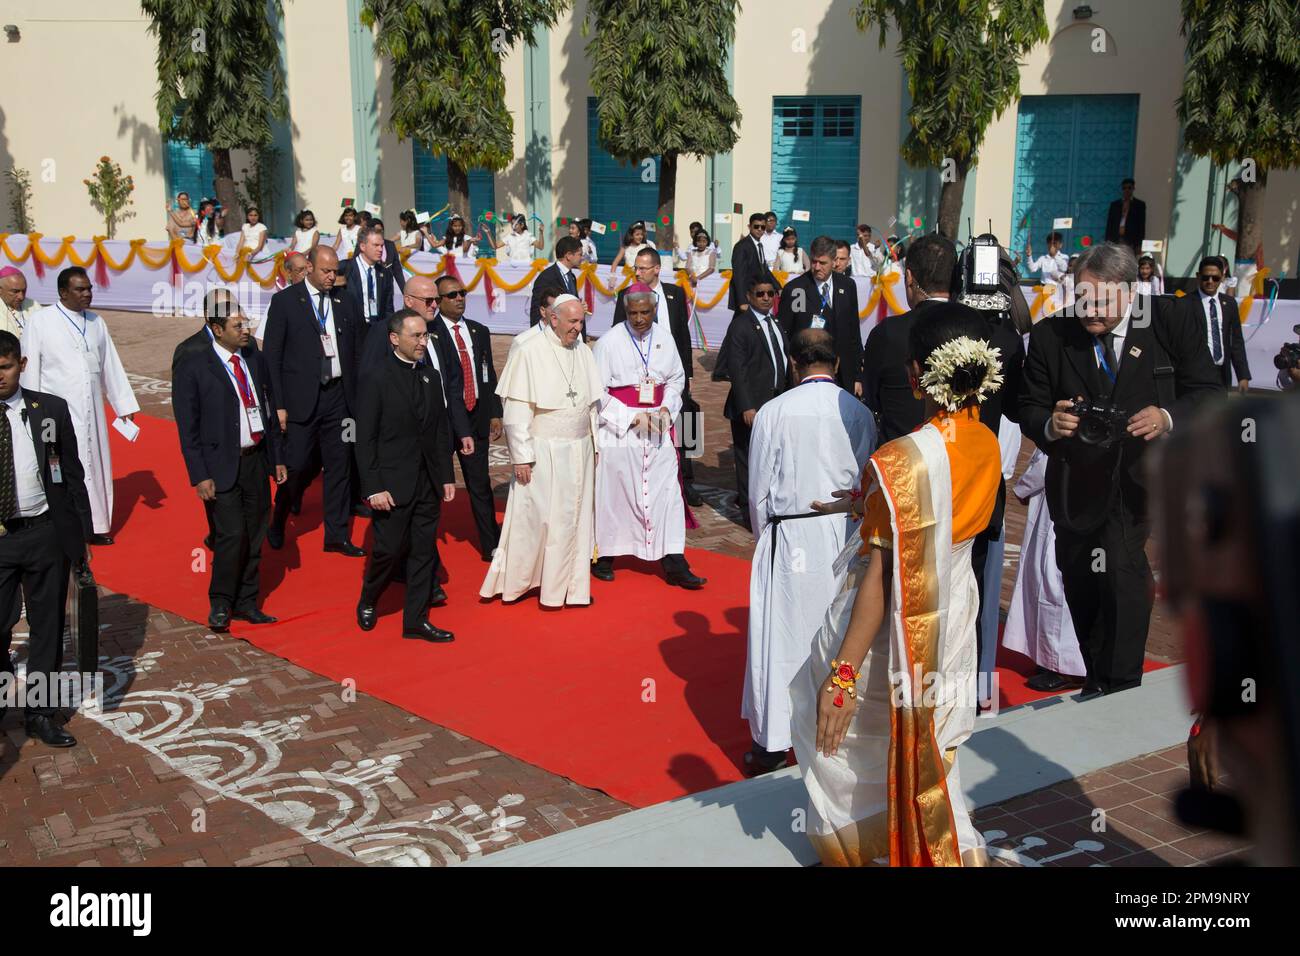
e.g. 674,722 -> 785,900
1069,400 -> 1129,448
1273,324 -> 1300,371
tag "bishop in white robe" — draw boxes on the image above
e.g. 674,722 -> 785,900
20,268 -> 138,540
591,284 -> 704,588
743,329 -> 877,771
0,266 -> 39,337
1002,448 -> 1085,687
481,295 -> 601,607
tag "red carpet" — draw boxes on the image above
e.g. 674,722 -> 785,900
94,415 -> 1165,808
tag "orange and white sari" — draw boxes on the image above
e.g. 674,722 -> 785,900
791,407 -> 1000,866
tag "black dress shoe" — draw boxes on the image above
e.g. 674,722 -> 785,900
666,569 -> 707,590
353,503 -> 373,518
744,744 -> 788,776
231,608 -> 278,625
267,526 -> 285,550
357,602 -> 377,632
1026,670 -> 1085,692
403,621 -> 455,643
1075,684 -> 1106,703
26,714 -> 76,748
429,584 -> 448,606
88,534 -> 114,546
685,484 -> 705,507
324,541 -> 366,557
208,604 -> 232,632
481,551 -> 496,564
591,558 -> 615,582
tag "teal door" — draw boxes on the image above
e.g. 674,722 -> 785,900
771,97 -> 861,244
412,144 -> 496,225
588,98 -> 661,261
1010,95 -> 1139,273
164,140 -> 215,207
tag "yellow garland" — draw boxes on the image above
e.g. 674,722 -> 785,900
860,270 -> 906,318
1239,267 -> 1270,324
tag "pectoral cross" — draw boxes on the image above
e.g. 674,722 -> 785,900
566,387 -> 577,405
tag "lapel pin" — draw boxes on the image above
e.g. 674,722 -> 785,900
422,375 -> 430,384
1129,346 -> 1142,358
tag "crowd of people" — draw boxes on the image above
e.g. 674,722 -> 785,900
2,177 -> 1293,868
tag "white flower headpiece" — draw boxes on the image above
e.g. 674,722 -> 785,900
918,336 -> 1004,412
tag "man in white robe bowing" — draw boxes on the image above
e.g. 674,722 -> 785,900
481,295 -> 602,607
20,266 -> 138,544
591,283 -> 706,589
742,328 -> 876,774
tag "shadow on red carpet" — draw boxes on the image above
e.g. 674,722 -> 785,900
96,415 -> 1162,808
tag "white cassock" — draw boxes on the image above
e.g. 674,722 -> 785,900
1002,449 -> 1084,676
743,377 -> 877,751
0,296 -> 40,338
21,304 -> 139,534
592,323 -> 687,560
480,323 -> 602,607
976,415 -> 1023,683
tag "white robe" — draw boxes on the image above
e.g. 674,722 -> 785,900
1002,449 -> 1085,676
0,296 -> 40,337
20,304 -> 139,534
592,323 -> 687,561
743,379 -> 877,751
480,323 -> 602,607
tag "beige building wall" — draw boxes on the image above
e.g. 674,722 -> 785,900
974,0 -> 1187,246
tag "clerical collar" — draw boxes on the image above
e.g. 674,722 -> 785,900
392,349 -> 417,367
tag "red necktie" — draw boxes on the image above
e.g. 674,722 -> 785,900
229,354 -> 254,408
451,323 -> 476,412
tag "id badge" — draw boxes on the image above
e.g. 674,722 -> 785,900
49,455 -> 64,484
247,404 -> 265,434
83,349 -> 102,374
481,360 -> 490,385
810,316 -> 827,330
638,379 -> 656,405
321,333 -> 337,357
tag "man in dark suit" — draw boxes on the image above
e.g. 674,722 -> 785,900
1183,256 -> 1251,392
859,234 -> 960,441
777,235 -> 863,395
356,309 -> 456,642
715,277 -> 789,518
1020,242 -> 1221,700
612,246 -> 703,503
365,218 -> 407,294
172,291 -> 287,631
341,227 -> 397,329
0,330 -> 93,747
428,273 -> 502,561
529,236 -> 585,327
262,245 -> 366,556
1104,178 -> 1146,255
727,213 -> 776,313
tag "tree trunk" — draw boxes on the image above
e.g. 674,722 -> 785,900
657,151 -> 678,250
1234,169 -> 1266,268
448,158 -> 470,220
937,159 -> 969,241
212,147 -> 242,237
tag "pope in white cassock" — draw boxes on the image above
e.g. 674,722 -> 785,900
481,295 -> 602,607
742,328 -> 876,774
590,284 -> 706,589
20,266 -> 138,543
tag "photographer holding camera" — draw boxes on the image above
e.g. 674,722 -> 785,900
1274,324 -> 1300,391
1020,242 -> 1220,701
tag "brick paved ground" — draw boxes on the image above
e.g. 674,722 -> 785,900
0,311 -> 1209,866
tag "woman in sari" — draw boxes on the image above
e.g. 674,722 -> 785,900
792,302 -> 1005,867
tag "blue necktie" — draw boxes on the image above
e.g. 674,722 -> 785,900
367,266 -> 376,317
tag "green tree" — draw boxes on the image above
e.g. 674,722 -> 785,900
141,0 -> 288,229
856,0 -> 1048,239
84,157 -> 136,239
1177,0 -> 1300,267
583,0 -> 741,234
362,0 -> 570,221
4,166 -> 35,234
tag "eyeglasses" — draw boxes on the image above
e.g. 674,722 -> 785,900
752,289 -> 776,298
1198,275 -> 1222,283
439,289 -> 468,299
405,331 -> 430,340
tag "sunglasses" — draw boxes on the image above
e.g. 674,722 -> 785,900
439,289 -> 468,299
1198,275 -> 1222,283
752,289 -> 776,298
409,295 -> 438,307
